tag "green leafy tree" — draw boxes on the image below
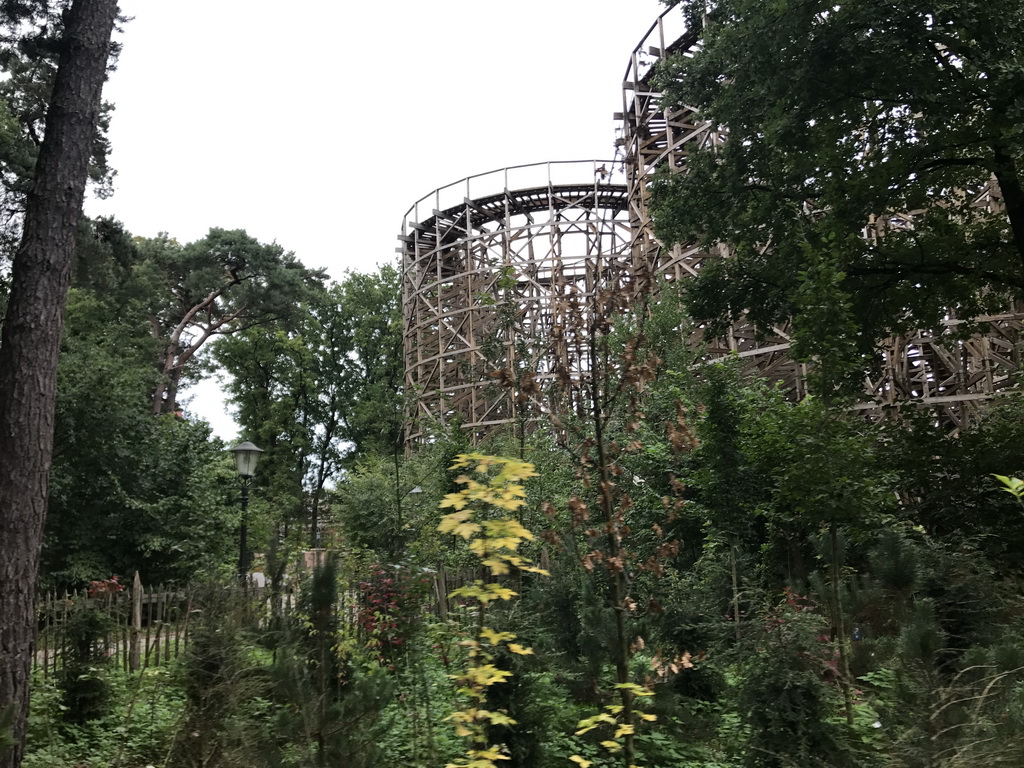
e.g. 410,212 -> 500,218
437,453 -> 547,768
268,555 -> 397,768
0,1 -> 117,267
215,265 -> 402,547
336,264 -> 403,461
335,447 -> 448,563
214,315 -> 320,542
135,227 -> 325,415
880,396 -> 1024,573
70,215 -> 139,297
169,582 -> 269,768
734,590 -> 852,768
41,286 -> 238,586
652,0 -> 1024,383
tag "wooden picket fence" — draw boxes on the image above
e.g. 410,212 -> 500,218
35,574 -> 200,677
33,562 -> 489,676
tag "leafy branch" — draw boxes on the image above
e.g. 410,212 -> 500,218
437,453 -> 549,768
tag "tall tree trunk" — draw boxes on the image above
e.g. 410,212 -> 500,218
730,541 -> 742,641
588,332 -> 636,768
163,365 -> 181,415
0,2 -> 119,765
829,520 -> 855,727
991,141 -> 1024,282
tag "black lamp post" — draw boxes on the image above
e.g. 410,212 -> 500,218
230,441 -> 263,581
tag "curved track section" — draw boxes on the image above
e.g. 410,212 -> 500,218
401,161 -> 631,445
619,9 -> 807,398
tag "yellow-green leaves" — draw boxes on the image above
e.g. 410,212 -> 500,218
994,474 -> 1024,500
438,509 -> 482,538
439,458 -> 535,514
614,682 -> 654,697
445,748 -> 511,768
575,712 -> 617,735
447,453 -> 539,483
439,454 -> 550,579
438,454 -> 548,768
573,690 -> 658,764
480,627 -> 516,646
450,582 -> 518,605
469,664 -> 513,686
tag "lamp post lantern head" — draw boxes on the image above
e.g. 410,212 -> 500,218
230,441 -> 264,479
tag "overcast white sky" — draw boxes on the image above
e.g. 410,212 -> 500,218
86,0 -> 671,438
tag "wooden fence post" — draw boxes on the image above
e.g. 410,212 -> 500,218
435,563 -> 448,619
60,590 -> 70,673
129,571 -> 142,672
39,592 -> 50,678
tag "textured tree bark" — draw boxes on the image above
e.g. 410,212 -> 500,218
0,2 -> 119,766
991,141 -> 1024,282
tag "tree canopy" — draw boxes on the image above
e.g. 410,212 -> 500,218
14,5 -> 1024,768
652,0 -> 1024,377
138,228 -> 326,415
212,264 -> 403,547
44,286 -> 238,586
0,0 -> 117,262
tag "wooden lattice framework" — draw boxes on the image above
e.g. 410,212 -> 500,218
619,10 -> 809,398
621,7 -> 1024,429
400,162 -> 632,446
401,9 -> 1024,446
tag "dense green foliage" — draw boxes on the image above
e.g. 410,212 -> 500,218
137,227 -> 326,416
27,247 -> 1024,768
31,368 -> 1024,768
36,219 -> 394,586
211,265 -> 403,547
0,0 -> 118,265
652,0 -> 1024,394
17,4 -> 1024,768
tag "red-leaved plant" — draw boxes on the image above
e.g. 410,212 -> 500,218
357,564 -> 431,665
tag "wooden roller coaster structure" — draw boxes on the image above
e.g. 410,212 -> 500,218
400,162 -> 633,445
401,7 -> 1024,447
